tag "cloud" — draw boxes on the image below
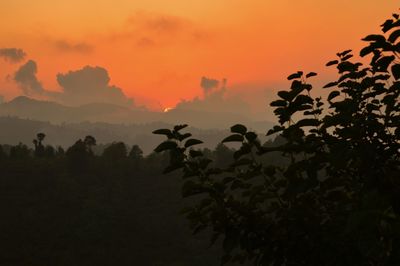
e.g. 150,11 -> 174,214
13,60 -> 44,96
56,66 -> 133,107
13,60 -> 134,107
136,37 -> 155,47
0,48 -> 26,63
108,12 -> 210,47
175,77 -> 251,115
54,40 -> 93,54
128,12 -> 187,34
142,14 -> 185,33
227,82 -> 280,122
200,76 -> 220,95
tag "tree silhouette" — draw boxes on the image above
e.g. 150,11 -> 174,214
213,143 -> 234,168
44,145 -> 55,157
33,132 -> 46,157
154,13 -> 400,265
66,138 -> 93,173
129,144 -> 143,160
84,135 -> 96,154
102,142 -> 127,162
0,145 -> 6,161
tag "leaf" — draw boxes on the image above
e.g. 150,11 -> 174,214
174,124 -> 188,131
184,138 -> 203,148
274,179 -> 287,188
193,224 -> 207,235
341,54 -> 353,61
221,254 -> 233,265
263,166 -> 276,177
274,107 -> 291,124
287,71 -> 303,80
270,100 -> 287,107
388,29 -> 400,43
222,134 -> 244,143
303,83 -> 312,91
210,232 -> 221,246
326,60 -> 339,66
231,158 -> 253,167
266,125 -> 285,136
293,94 -> 313,105
206,168 -> 222,175
338,49 -> 352,57
277,90 -> 292,101
328,90 -> 340,101
189,149 -> 203,158
290,80 -> 302,90
383,18 -> 400,34
360,45 -> 375,57
391,64 -> 400,80
362,34 -> 386,42
381,19 -> 394,33
223,177 -> 235,184
296,118 -> 320,127
375,55 -> 395,72
245,131 -> 258,142
233,144 -> 251,159
178,133 -> 192,141
323,82 -> 338,89
199,158 -> 212,169
182,180 -> 204,198
154,141 -> 177,152
163,163 -> 184,174
230,124 -> 247,135
306,72 -> 317,78
337,61 -> 358,73
152,129 -> 172,136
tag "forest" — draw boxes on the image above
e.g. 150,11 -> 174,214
0,132 -> 287,265
0,135 -> 241,265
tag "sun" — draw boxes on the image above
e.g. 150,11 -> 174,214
163,107 -> 174,113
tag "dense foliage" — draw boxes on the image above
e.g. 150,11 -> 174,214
0,138 -> 247,265
154,13 -> 400,265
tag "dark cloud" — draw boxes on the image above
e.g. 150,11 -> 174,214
56,66 -> 133,107
14,60 -> 44,96
0,95 -> 4,104
0,48 -> 26,63
54,40 -> 93,54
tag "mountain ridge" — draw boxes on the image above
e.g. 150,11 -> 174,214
0,96 -> 274,132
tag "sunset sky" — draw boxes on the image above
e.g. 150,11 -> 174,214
0,1 -> 398,113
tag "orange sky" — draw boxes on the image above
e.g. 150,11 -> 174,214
0,1 -> 398,111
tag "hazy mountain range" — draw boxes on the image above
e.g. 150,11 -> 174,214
0,96 -> 273,131
0,97 -> 274,154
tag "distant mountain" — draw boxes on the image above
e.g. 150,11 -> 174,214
0,117 -> 264,154
162,108 -> 273,132
0,96 -> 158,124
0,96 -> 274,132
